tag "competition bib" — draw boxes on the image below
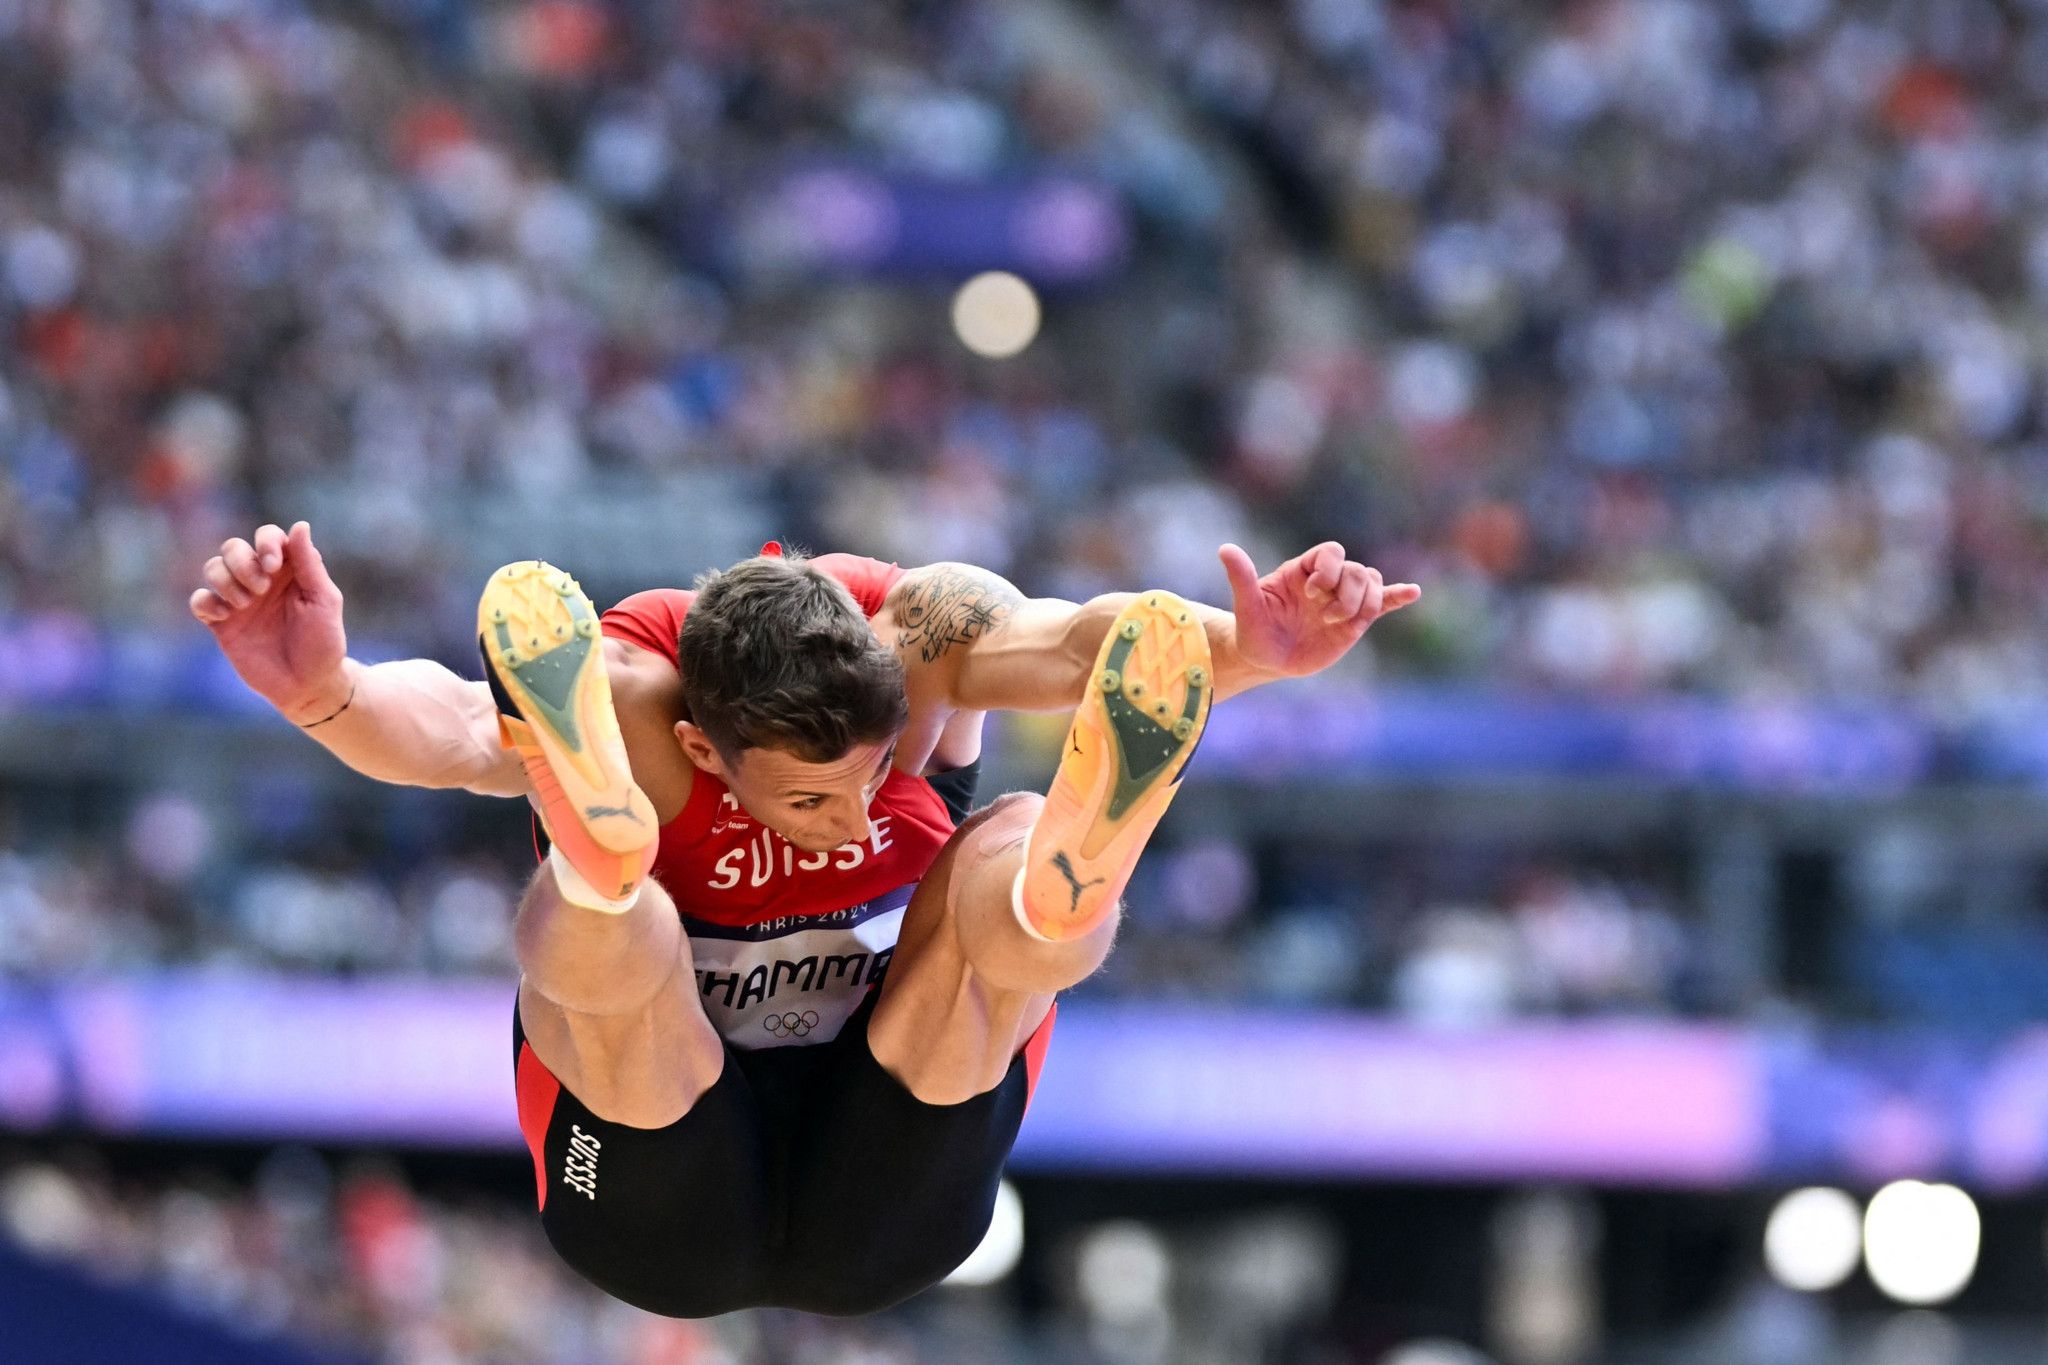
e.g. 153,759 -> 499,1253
682,884 -> 911,1049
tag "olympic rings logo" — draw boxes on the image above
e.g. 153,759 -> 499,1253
763,1010 -> 821,1038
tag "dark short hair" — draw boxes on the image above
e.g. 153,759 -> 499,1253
678,551 -> 909,763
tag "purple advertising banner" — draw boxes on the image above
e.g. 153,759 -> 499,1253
6,975 -> 2048,1187
734,163 -> 1131,284
1012,1007 -> 1762,1184
0,976 -> 515,1144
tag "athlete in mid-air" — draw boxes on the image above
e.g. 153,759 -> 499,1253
191,523 -> 1416,1317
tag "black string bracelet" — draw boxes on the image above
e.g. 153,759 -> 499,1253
298,680 -> 357,729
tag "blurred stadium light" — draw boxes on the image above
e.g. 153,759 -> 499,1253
952,271 -> 1043,360
1764,1187 -> 1863,1294
1075,1220 -> 1172,1325
1862,1182 -> 1981,1307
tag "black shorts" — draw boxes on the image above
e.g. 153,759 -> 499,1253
512,987 -> 1054,1318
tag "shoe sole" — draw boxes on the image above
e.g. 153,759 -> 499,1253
477,562 -> 656,894
1017,592 -> 1212,941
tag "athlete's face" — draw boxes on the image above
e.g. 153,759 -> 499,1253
680,727 -> 899,852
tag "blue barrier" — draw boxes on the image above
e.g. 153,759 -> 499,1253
22,611 -> 2048,791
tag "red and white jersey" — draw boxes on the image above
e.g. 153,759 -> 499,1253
598,549 -> 957,1051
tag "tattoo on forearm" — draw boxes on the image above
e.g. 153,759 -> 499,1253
895,567 -> 1022,665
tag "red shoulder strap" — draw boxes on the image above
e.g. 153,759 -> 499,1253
600,588 -> 694,664
810,552 -> 905,619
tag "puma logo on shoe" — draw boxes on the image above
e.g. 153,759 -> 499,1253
1051,851 -> 1105,915
584,804 -> 646,824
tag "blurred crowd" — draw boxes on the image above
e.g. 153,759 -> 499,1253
1110,830 -> 1701,1020
0,1150 -> 1018,1364
6,0 -> 2048,722
0,1150 -> 1381,1365
0,0 -> 1251,655
0,1152 -> 2024,1365
1121,0 -> 2048,725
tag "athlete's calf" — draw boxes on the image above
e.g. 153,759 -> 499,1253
513,867 -> 727,1130
865,793 -> 1113,1107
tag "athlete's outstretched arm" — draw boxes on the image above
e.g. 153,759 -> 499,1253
893,544 -> 1419,712
191,521 -> 528,797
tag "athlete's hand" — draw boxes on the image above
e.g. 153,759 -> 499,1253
1218,542 -> 1420,680
190,521 -> 352,724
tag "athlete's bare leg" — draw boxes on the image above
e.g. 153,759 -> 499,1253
513,867 -> 726,1130
478,561 -> 725,1130
870,592 -> 1211,1105
866,793 -> 1092,1104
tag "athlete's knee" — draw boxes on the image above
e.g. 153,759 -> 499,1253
958,790 -> 1041,844
513,869 -> 682,1017
940,794 -> 1036,892
949,806 -> 1115,996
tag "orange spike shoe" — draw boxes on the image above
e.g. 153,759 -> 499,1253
478,561 -> 657,903
1016,592 -> 1213,941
